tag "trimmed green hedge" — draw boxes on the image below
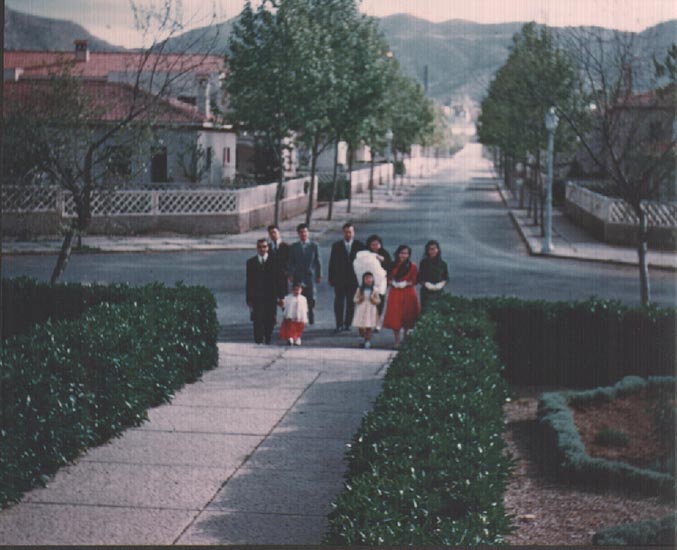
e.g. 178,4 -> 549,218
325,300 -> 512,545
0,280 -> 219,507
2,277 -> 132,340
537,376 -> 675,498
593,514 -> 676,545
450,296 -> 675,388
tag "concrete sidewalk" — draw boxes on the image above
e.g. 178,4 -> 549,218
2,178 -> 417,255
0,343 -> 393,545
497,184 -> 677,271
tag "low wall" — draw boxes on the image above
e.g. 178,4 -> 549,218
1,158 -> 446,237
564,182 -> 677,250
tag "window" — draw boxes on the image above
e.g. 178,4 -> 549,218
206,147 -> 213,170
223,147 -> 231,166
105,146 -> 131,179
151,146 -> 168,183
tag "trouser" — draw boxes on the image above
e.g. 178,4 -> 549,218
302,287 -> 316,324
252,306 -> 276,344
334,285 -> 357,328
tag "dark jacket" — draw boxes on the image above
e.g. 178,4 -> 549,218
328,239 -> 365,288
287,240 -> 322,297
246,254 -> 284,315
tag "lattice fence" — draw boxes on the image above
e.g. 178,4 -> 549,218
2,186 -> 239,217
608,200 -> 677,227
2,186 -> 58,212
158,191 -> 238,214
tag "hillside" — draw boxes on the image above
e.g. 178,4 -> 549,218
5,7 -> 675,108
3,6 -> 121,51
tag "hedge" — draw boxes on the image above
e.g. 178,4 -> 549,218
537,376 -> 675,498
0,281 -> 219,507
593,514 -> 676,545
325,300 -> 512,545
2,276 -> 132,340
447,296 -> 675,387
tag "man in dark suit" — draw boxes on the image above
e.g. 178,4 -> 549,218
246,238 -> 284,344
287,223 -> 321,325
328,222 -> 365,331
268,224 -> 290,294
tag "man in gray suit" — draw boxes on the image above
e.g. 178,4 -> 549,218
287,223 -> 322,324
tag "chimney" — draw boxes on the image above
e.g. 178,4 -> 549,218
196,75 -> 211,119
74,40 -> 90,62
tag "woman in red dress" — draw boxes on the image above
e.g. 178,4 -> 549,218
382,244 -> 420,349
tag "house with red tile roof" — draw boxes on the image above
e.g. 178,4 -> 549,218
4,41 -> 236,186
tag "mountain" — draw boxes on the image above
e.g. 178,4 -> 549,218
5,7 -> 676,107
3,6 -> 122,51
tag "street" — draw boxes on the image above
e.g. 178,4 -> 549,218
4,145 -> 675,347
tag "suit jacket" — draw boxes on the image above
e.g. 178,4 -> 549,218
287,240 -> 321,295
268,240 -> 290,277
328,239 -> 364,288
246,255 -> 284,315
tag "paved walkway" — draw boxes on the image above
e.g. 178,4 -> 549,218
497,184 -> 677,271
0,343 -> 393,545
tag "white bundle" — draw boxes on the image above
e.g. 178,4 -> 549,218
353,250 -> 387,294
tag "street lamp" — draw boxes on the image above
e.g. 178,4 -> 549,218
385,128 -> 394,196
542,106 -> 558,254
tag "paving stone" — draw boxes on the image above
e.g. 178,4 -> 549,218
23,461 -> 226,510
244,434 -> 349,472
207,467 -> 344,515
0,503 -> 194,545
198,365 -> 318,389
177,510 -> 328,545
171,383 -> 302,410
274,408 -> 366,440
80,430 -> 261,469
136,403 -> 285,435
282,346 -> 393,364
295,378 -> 383,413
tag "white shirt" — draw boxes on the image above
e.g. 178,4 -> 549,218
283,293 -> 309,322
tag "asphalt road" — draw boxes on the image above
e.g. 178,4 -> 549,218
4,145 -> 675,347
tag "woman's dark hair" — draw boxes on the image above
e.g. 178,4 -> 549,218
361,271 -> 375,289
366,234 -> 382,248
393,245 -> 412,279
424,240 -> 442,261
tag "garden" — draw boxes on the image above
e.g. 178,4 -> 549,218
0,277 -> 219,507
325,295 -> 676,545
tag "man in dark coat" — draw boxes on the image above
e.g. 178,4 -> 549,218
246,238 -> 284,344
328,222 -> 365,331
268,224 -> 290,294
287,223 -> 322,324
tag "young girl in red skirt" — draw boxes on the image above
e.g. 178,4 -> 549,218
382,244 -> 420,349
279,281 -> 308,346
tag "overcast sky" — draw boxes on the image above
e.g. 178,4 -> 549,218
6,0 -> 676,48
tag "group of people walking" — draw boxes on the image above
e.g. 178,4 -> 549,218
245,222 -> 449,349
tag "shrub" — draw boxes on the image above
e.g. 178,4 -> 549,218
593,514 -> 676,545
317,175 -> 349,202
537,376 -> 675,498
0,281 -> 219,507
325,301 -> 512,545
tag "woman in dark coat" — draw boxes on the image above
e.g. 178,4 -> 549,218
417,240 -> 449,311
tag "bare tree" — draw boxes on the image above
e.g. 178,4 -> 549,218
557,29 -> 675,305
2,1 -> 222,283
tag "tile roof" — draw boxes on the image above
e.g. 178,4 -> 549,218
4,50 -> 225,79
4,79 -> 210,124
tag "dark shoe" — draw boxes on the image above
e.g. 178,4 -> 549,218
343,325 -> 351,332
335,326 -> 343,333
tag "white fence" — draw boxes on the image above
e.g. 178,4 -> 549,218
566,182 -> 677,228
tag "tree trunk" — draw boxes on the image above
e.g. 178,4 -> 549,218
327,136 -> 340,221
369,150 -> 375,203
637,206 -> 651,306
347,145 -> 354,213
305,135 -> 319,228
50,227 -> 76,284
273,140 -> 284,226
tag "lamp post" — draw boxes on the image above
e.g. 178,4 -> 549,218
542,107 -> 558,254
385,128 -> 393,196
